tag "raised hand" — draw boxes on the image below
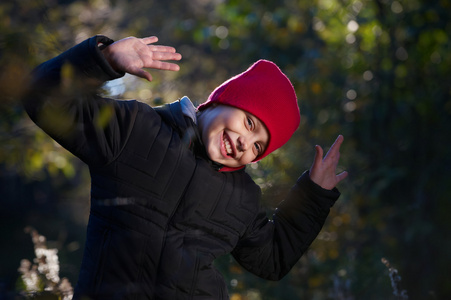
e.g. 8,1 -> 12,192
309,135 -> 348,190
101,36 -> 182,81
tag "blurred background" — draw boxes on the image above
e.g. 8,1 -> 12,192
1,0 -> 450,299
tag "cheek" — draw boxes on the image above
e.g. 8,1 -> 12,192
240,151 -> 257,165
204,132 -> 221,159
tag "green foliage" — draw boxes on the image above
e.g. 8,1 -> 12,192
2,0 -> 450,299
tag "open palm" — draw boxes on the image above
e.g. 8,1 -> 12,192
309,135 -> 348,190
101,36 -> 182,81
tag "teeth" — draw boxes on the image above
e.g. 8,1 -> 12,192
224,136 -> 232,155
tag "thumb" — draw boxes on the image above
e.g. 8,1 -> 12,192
129,66 -> 153,81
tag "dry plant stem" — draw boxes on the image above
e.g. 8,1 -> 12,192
381,258 -> 409,300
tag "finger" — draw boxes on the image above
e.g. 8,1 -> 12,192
313,145 -> 324,166
147,61 -> 181,71
140,36 -> 158,45
336,171 -> 348,183
151,51 -> 182,61
330,135 -> 344,152
324,135 -> 344,159
149,45 -> 178,54
129,66 -> 153,81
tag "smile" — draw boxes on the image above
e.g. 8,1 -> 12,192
222,132 -> 234,157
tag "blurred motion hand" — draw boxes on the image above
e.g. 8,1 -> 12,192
309,135 -> 348,190
101,36 -> 182,81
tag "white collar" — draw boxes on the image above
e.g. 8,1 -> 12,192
180,96 -> 197,125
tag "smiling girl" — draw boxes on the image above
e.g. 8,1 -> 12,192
23,35 -> 347,299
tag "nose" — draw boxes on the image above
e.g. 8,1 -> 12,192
237,136 -> 249,152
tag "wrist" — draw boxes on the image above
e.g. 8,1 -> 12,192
92,35 -> 125,79
100,46 -> 120,73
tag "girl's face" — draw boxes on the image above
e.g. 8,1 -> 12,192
197,105 -> 269,168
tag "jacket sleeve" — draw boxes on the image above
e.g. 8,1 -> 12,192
231,171 -> 340,280
22,36 -> 140,166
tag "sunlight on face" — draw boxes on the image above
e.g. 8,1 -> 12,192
197,105 -> 269,168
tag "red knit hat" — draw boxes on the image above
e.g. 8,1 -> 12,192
198,59 -> 300,162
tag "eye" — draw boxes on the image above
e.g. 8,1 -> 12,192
254,142 -> 261,154
247,116 -> 254,130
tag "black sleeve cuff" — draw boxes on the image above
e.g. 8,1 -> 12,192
276,170 -> 340,222
91,35 -> 126,79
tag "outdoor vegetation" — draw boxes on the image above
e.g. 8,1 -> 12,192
1,0 -> 450,299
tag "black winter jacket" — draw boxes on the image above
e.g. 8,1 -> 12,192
23,35 -> 341,300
